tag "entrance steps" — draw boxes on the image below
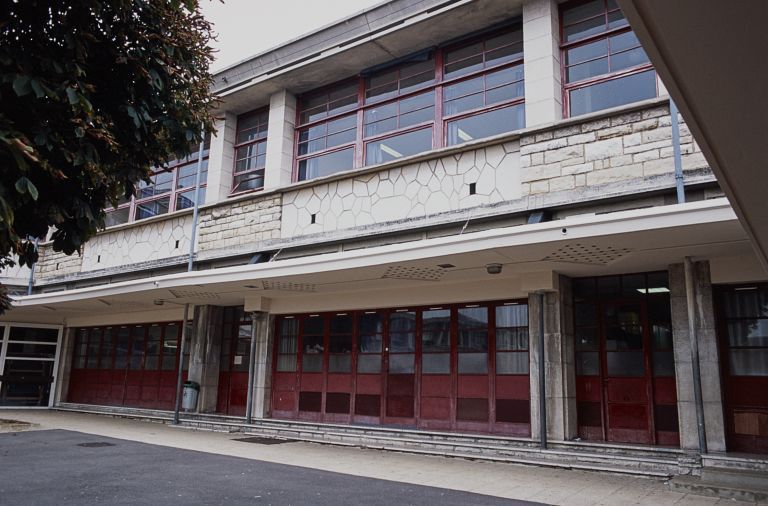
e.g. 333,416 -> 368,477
670,465 -> 768,503
55,402 -> 691,478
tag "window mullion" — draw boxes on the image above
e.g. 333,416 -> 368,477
355,77 -> 365,169
435,49 -> 445,149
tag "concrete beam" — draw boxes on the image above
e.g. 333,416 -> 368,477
264,90 -> 297,191
205,112 -> 237,204
522,0 -> 562,127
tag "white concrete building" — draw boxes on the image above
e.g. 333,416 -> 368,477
2,0 -> 767,479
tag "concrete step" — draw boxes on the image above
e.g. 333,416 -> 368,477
702,453 -> 768,473
669,471 -> 768,503
55,403 -> 683,477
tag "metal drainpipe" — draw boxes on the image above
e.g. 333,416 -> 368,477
245,311 -> 259,424
173,124 -> 207,425
539,292 -> 547,449
670,99 -> 686,204
684,257 -> 708,454
173,303 -> 191,425
26,237 -> 40,295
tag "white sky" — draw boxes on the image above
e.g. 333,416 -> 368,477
201,0 -> 384,72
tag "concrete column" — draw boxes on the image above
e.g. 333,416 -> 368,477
523,0 -> 562,127
264,90 -> 297,191
669,261 -> 727,452
187,305 -> 224,413
250,311 -> 273,419
529,275 -> 577,441
205,111 -> 237,204
54,327 -> 75,405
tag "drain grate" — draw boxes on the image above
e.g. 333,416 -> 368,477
233,436 -> 297,445
77,442 -> 115,448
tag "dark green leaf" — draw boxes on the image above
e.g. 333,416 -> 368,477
12,75 -> 32,96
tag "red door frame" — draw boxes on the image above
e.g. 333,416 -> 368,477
68,321 -> 183,410
574,273 -> 679,447
715,284 -> 768,454
270,299 -> 530,436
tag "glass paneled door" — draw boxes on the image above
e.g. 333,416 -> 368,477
0,325 -> 61,407
574,273 -> 679,446
717,284 -> 768,454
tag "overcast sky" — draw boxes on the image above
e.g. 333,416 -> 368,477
201,0 -> 384,71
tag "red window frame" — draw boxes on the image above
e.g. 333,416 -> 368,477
232,108 -> 269,194
104,139 -> 210,227
293,23 -> 525,182
560,0 -> 657,117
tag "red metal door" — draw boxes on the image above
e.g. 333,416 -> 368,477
325,313 -> 354,423
456,305 -> 491,432
717,284 -> 768,454
384,310 -> 417,425
298,314 -> 324,421
419,308 -> 452,430
353,311 -> 384,424
575,273 -> 679,446
602,302 -> 653,444
216,310 -> 251,416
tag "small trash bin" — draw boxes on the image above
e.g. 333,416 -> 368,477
182,381 -> 199,411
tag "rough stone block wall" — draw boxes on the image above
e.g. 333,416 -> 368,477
519,105 -> 708,195
281,142 -> 521,238
198,194 -> 281,251
36,245 -> 83,278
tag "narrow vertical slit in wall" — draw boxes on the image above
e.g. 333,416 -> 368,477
175,240 -> 180,249
469,182 -> 476,195
311,213 -> 316,224
97,255 -> 101,263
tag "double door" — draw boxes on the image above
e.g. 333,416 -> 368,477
574,274 -> 678,446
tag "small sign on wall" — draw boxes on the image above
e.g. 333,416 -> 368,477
234,355 -> 243,365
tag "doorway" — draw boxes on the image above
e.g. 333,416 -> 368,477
574,273 -> 679,446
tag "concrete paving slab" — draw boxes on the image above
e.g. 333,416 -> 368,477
0,409 -> 740,505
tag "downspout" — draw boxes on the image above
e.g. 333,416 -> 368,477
26,237 -> 40,295
539,292 -> 547,449
684,257 -> 707,453
173,124 -> 207,425
670,99 -> 686,204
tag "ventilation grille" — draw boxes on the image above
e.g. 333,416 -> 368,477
544,243 -> 631,265
169,289 -> 221,300
382,265 -> 444,281
261,280 -> 317,292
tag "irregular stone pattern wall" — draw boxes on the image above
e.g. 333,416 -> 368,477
78,213 -> 194,272
281,142 -> 521,238
198,194 -> 281,252
519,105 -> 707,195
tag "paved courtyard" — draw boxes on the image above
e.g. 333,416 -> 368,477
0,410 -> 755,505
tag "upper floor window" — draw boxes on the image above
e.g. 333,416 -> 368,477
233,109 -> 269,193
561,0 -> 657,117
104,137 -> 209,227
294,24 -> 525,182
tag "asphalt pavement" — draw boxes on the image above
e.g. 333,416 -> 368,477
0,429 -> 543,505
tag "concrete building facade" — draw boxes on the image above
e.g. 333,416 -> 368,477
2,0 -> 767,472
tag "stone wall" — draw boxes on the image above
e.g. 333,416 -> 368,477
36,246 -> 83,278
281,142 -> 521,238
520,105 -> 708,195
198,194 -> 281,254
77,213 -> 193,272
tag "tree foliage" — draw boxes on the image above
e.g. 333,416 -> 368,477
0,0 -> 218,311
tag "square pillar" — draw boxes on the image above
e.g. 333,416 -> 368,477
205,111 -> 237,204
669,261 -> 727,452
523,0 -> 563,127
264,90 -> 297,191
54,327 -> 75,405
188,305 -> 224,413
249,311 -> 273,419
529,275 -> 577,441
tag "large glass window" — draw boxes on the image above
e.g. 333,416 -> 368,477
561,0 -> 657,117
294,24 -> 525,181
105,136 -> 210,226
233,109 -> 269,193
722,285 -> 768,377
